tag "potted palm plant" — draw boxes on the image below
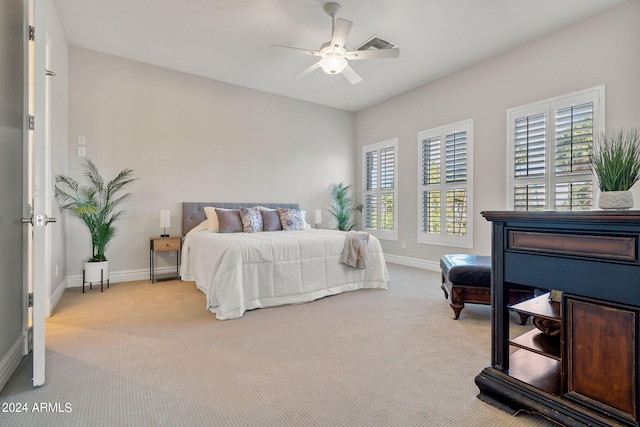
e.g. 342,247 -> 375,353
55,158 -> 137,282
590,127 -> 640,209
328,183 -> 362,231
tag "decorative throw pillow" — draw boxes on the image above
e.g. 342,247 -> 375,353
215,208 -> 243,233
203,207 -> 220,232
277,208 -> 305,231
300,209 -> 311,229
238,207 -> 263,233
261,209 -> 282,231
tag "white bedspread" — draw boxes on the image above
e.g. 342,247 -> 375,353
181,228 -> 389,320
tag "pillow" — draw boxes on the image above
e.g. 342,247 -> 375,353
238,207 -> 263,233
261,209 -> 282,231
300,209 -> 312,229
215,208 -> 243,233
277,208 -> 305,231
203,207 -> 220,232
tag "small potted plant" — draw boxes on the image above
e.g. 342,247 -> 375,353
55,158 -> 137,282
590,127 -> 640,209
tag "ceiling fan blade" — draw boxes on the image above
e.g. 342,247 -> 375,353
346,48 -> 400,60
331,18 -> 352,49
271,45 -> 321,57
292,61 -> 322,79
341,64 -> 362,84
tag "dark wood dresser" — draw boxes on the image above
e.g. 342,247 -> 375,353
477,210 -> 640,427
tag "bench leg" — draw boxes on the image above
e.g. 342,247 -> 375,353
440,282 -> 449,300
450,287 -> 465,320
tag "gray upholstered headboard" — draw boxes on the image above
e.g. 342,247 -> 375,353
182,202 -> 300,236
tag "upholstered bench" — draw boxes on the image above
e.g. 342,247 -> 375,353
440,254 -> 534,323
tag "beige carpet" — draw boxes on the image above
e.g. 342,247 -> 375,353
0,264 -> 556,426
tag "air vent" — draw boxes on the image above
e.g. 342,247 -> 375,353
356,35 -> 396,51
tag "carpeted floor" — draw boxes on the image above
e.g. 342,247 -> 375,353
0,263 -> 557,426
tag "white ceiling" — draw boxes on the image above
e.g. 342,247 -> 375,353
52,0 -> 626,112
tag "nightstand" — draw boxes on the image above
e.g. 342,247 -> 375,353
149,236 -> 182,283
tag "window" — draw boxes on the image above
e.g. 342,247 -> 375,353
418,119 -> 473,247
507,86 -> 604,210
362,139 -> 397,240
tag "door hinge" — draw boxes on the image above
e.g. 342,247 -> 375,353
28,293 -> 33,308
28,115 -> 35,130
28,26 -> 35,41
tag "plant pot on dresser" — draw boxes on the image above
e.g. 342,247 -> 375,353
597,190 -> 634,209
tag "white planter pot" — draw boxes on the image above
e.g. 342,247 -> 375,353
597,190 -> 634,210
84,260 -> 109,283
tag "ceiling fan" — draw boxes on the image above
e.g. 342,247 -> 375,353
272,2 -> 400,84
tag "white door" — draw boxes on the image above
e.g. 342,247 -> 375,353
26,0 -> 53,387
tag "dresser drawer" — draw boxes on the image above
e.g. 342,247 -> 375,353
152,237 -> 181,252
508,230 -> 637,262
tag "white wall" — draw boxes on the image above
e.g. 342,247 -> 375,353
355,0 -> 640,267
66,47 -> 355,281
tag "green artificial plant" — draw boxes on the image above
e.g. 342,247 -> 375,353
55,158 -> 137,262
328,183 -> 362,231
590,127 -> 640,192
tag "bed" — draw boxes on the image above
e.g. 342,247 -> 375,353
180,202 -> 389,320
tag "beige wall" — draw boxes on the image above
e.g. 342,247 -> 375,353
66,47 -> 355,280
355,0 -> 640,267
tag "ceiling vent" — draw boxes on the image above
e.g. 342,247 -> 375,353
356,36 -> 397,51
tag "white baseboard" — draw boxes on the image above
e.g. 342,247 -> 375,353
48,279 -> 67,316
384,254 -> 440,272
64,257 -> 438,288
0,336 -> 25,392
66,266 -> 177,288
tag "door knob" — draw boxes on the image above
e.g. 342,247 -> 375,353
35,214 -> 56,227
22,215 -> 57,226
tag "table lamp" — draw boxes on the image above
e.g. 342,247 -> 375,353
160,209 -> 171,237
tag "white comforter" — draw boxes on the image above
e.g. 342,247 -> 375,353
181,228 -> 389,320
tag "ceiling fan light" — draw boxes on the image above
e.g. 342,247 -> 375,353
320,56 -> 347,74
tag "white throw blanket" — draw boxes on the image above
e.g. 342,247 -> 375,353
341,230 -> 369,269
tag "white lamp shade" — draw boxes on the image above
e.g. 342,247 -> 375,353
160,210 -> 171,229
315,210 -> 322,224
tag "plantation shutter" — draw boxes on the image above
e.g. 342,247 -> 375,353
380,147 -> 394,190
508,86 -> 602,211
445,131 -> 467,236
422,137 -> 440,185
446,132 -> 467,183
379,147 -> 395,231
552,101 -> 594,210
365,151 -> 378,191
422,190 -> 440,233
514,113 -> 546,178
418,119 -> 473,247
362,140 -> 397,239
364,150 -> 377,228
422,137 -> 441,234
